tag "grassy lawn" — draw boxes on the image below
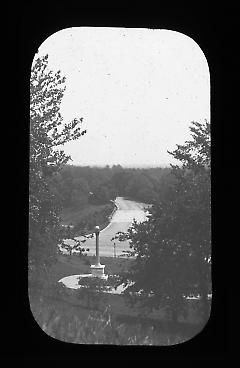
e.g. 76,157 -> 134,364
50,254 -> 132,281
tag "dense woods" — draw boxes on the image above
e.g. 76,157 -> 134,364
47,164 -> 177,236
49,164 -> 175,210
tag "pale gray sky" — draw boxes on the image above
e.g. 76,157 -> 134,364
36,27 -> 210,167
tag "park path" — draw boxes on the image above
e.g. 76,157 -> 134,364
59,197 -> 149,258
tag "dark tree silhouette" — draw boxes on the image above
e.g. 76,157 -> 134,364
114,121 -> 211,325
29,54 -> 86,284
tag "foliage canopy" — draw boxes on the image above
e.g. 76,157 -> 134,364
114,121 -> 211,323
29,54 -> 86,279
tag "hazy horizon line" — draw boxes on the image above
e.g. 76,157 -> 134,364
67,163 -> 172,169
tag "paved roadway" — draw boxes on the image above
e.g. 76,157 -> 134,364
59,197 -> 149,258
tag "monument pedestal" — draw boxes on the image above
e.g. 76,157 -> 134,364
90,264 -> 108,280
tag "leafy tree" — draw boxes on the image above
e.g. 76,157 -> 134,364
29,54 -> 86,285
114,121 -> 211,324
59,230 -> 91,258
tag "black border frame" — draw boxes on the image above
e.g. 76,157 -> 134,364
6,4 -> 228,359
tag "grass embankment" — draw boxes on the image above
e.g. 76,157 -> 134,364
60,201 -> 117,235
30,255 -> 203,345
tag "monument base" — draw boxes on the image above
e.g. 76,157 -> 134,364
90,264 -> 108,280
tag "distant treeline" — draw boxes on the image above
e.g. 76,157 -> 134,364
49,164 -> 176,210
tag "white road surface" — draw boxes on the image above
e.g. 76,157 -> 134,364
59,197 -> 149,258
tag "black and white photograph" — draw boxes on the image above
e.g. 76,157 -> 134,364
29,26 -> 211,346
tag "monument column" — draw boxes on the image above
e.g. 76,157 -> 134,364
95,225 -> 100,266
90,225 -> 108,279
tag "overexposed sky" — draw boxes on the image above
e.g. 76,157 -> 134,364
35,27 -> 210,167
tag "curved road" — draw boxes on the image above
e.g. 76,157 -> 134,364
60,197 -> 149,258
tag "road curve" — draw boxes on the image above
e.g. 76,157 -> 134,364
60,197 -> 149,258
